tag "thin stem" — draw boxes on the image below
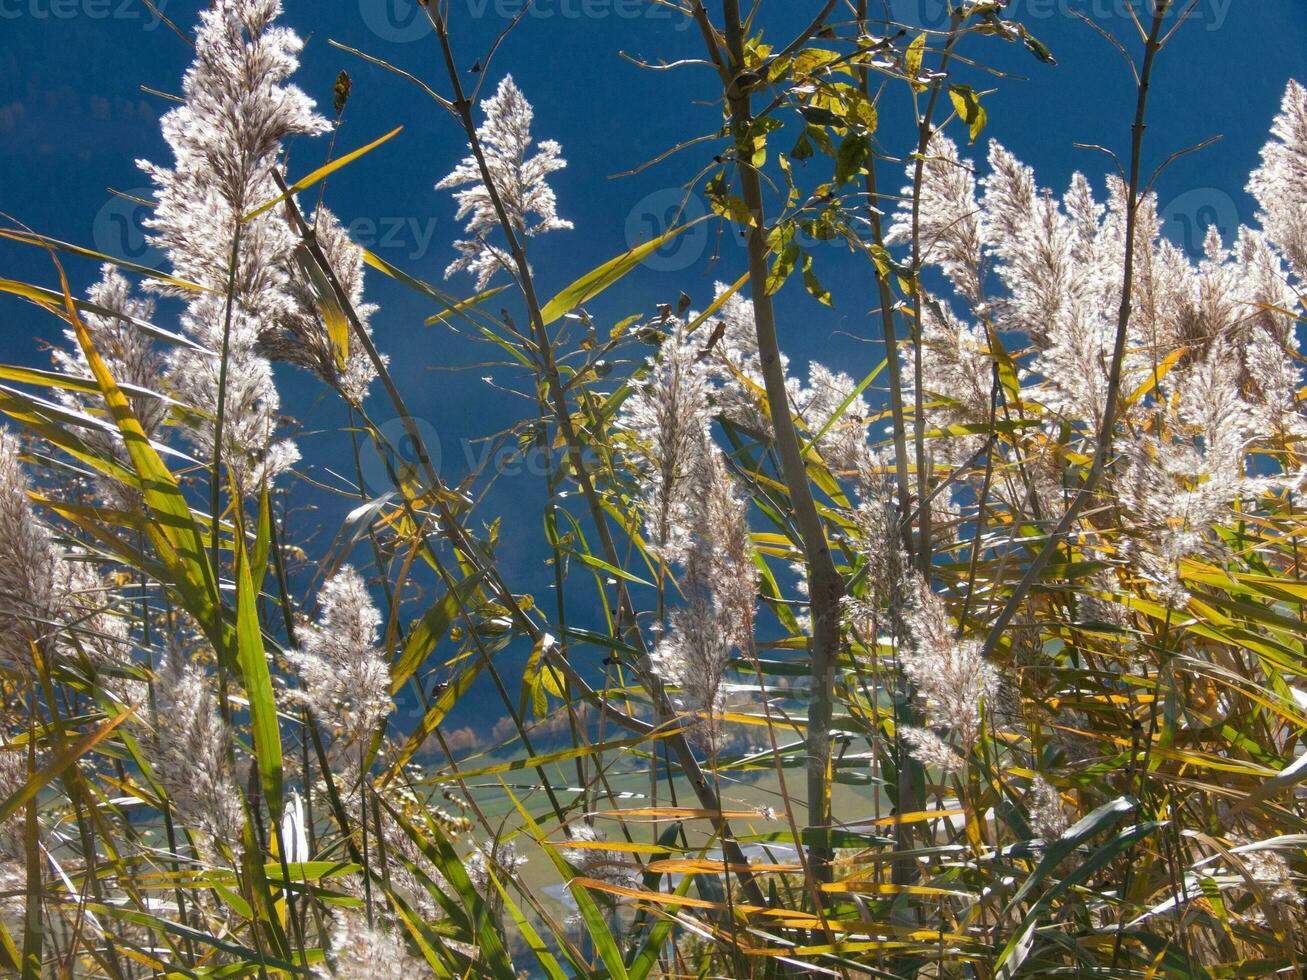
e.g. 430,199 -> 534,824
980,0 -> 1175,659
425,8 -> 768,904
709,0 -> 845,881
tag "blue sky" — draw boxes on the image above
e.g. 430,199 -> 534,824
0,0 -> 1303,741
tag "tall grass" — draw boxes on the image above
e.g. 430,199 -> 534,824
1,0 -> 1305,976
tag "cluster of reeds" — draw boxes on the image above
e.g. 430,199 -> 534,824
1,1 -> 1304,976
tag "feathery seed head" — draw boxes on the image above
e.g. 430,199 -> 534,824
140,0 -> 328,487
1249,80 -> 1307,282
288,566 -> 392,759
151,637 -> 244,847
437,76 -> 572,289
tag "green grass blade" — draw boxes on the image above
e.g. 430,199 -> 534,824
540,220 -> 699,326
505,785 -> 631,980
243,126 -> 403,221
235,531 -> 283,821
